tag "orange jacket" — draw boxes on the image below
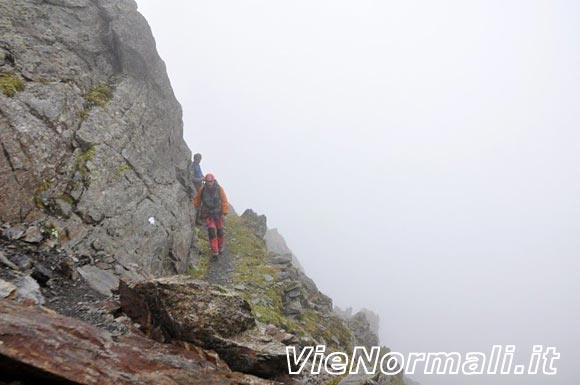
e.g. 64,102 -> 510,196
193,184 -> 229,215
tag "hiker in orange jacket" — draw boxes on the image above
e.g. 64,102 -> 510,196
193,173 -> 229,257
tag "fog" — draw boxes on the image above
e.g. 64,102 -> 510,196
135,1 -> 580,384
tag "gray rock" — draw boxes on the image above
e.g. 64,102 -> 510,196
297,271 -> 319,293
0,0 -> 197,277
264,228 -> 305,272
77,265 -> 119,296
22,226 -> 43,243
12,254 -> 32,270
284,282 -> 301,293
270,254 -> 292,266
347,312 -> 380,349
285,288 -> 302,299
0,279 -> 16,298
114,264 -> 126,275
284,299 -> 303,316
44,0 -> 90,7
277,271 -> 290,281
2,225 -> 26,240
0,300 -> 274,385
120,276 -> 290,378
95,261 -> 111,270
0,251 -> 19,270
14,275 -> 45,305
57,258 -> 79,280
53,197 -> 73,218
240,209 -> 268,239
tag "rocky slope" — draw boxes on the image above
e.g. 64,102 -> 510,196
0,2 -> 408,385
0,209 -> 406,385
0,0 -> 197,278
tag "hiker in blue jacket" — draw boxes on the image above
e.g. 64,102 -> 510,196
192,153 -> 204,190
192,153 -> 204,225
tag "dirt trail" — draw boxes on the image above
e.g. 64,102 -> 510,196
205,249 -> 234,286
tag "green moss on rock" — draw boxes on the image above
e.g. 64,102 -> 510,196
79,108 -> 89,122
0,74 -> 24,97
78,145 -> 96,163
84,84 -> 112,107
37,180 -> 52,193
115,163 -> 130,178
32,180 -> 52,210
77,145 -> 96,177
226,215 -> 286,325
33,194 -> 44,209
190,227 -> 211,278
224,215 -> 353,352
55,194 -> 74,205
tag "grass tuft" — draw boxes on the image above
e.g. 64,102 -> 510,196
84,84 -> 112,107
0,75 -> 24,97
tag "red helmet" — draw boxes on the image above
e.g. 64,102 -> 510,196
205,173 -> 215,182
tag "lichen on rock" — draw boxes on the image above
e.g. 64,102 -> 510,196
0,0 -> 197,277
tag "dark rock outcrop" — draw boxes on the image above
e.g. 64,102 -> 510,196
264,228 -> 304,272
335,308 -> 381,349
347,312 -> 380,349
0,0 -> 197,277
241,209 -> 268,239
119,276 -> 290,378
0,299 -> 273,385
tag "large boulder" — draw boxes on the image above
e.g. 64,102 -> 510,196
0,0 -> 197,277
241,209 -> 268,239
119,276 -> 290,378
347,311 -> 380,349
0,298 -> 273,385
264,228 -> 304,272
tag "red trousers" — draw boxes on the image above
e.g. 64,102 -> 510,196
205,215 -> 225,253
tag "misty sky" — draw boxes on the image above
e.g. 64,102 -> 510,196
135,1 -> 579,384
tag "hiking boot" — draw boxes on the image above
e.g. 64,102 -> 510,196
219,246 -> 224,255
212,251 -> 219,258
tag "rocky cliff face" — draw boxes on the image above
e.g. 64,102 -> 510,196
0,0 -> 197,277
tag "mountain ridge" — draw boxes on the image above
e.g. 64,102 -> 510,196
0,1 -> 409,384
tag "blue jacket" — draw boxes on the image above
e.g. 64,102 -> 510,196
193,162 -> 203,179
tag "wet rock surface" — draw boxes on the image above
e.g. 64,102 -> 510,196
120,276 -> 291,378
0,299 -> 275,385
0,0 -> 197,277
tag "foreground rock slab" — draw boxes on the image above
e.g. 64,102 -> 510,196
120,276 -> 290,378
0,299 -> 274,385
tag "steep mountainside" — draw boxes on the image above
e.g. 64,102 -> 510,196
0,2 -> 409,385
0,0 -> 197,277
